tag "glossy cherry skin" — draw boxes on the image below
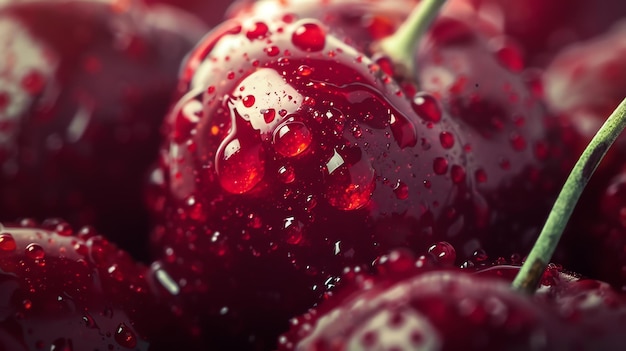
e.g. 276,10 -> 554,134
0,0 -> 205,260
230,0 -> 418,51
467,0 -> 626,66
143,0 -> 236,27
0,220 -> 203,351
148,12 -> 499,349
279,254 -> 626,351
416,14 -> 577,260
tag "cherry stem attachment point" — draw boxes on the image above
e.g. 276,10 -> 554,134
375,0 -> 447,79
513,97 -> 626,294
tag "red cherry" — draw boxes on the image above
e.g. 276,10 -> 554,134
0,0 -> 205,259
279,254 -> 626,350
0,220 -> 202,350
416,14 -> 577,258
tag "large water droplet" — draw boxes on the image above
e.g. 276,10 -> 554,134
0,233 -> 16,251
25,243 -> 44,260
273,120 -> 312,157
216,138 -> 265,194
412,93 -> 441,123
291,21 -> 326,52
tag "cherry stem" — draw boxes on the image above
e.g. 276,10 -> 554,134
512,97 -> 626,294
375,0 -> 447,79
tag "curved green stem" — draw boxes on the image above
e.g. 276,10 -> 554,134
513,97 -> 626,293
375,0 -> 447,79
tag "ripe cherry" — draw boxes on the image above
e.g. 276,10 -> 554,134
0,219 -> 202,350
0,0 -> 205,259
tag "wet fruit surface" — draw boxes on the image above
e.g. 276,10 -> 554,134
279,254 -> 626,351
0,0 -> 204,260
148,5 -> 575,349
0,220 -> 201,351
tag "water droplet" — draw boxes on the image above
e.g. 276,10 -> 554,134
25,243 -> 44,260
428,241 -> 457,266
82,313 -> 98,328
283,217 -> 305,245
450,165 -> 466,184
475,169 -> 488,183
390,113 -> 417,148
510,132 -> 527,151
262,109 -> 276,123
495,44 -> 524,72
115,323 -> 137,349
216,138 -> 266,194
246,22 -> 269,40
0,233 -> 16,251
21,70 -> 46,95
291,21 -> 326,52
433,157 -> 448,175
393,181 -> 409,200
242,95 -> 255,108
325,148 -> 375,211
278,165 -> 296,183
273,121 -> 312,157
265,45 -> 280,57
412,93 -> 441,123
439,131 -> 455,149
297,65 -> 313,77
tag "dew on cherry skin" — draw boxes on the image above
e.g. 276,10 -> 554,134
265,45 -> 280,57
263,109 -> 276,123
428,241 -> 457,266
412,93 -> 442,123
242,95 -> 256,108
283,217 -> 305,245
273,120 -> 312,157
21,70 -> 46,95
390,113 -> 418,148
114,323 -> 137,349
439,131 -> 455,149
450,165 -> 466,184
291,21 -> 326,52
393,181 -> 409,200
246,22 -> 269,40
25,243 -> 44,260
216,138 -> 266,194
0,232 -> 16,251
278,165 -> 296,184
475,169 -> 488,183
433,157 -> 448,175
297,65 -> 313,77
510,132 -> 527,151
324,148 -> 375,211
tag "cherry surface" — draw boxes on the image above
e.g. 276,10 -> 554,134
467,0 -> 626,66
147,2 -> 578,348
416,14 -> 578,259
0,0 -> 205,260
0,220 -> 202,351
279,255 -> 626,351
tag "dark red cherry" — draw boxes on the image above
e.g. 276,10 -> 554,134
279,256 -> 626,351
0,0 -> 205,259
148,13 -> 485,350
467,0 -> 626,66
416,13 -> 577,259
143,0 -> 236,26
0,220 -> 202,351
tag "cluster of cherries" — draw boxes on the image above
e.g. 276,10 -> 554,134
1,0 -> 626,350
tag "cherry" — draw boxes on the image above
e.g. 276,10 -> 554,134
467,0 -> 626,66
0,219 -> 202,351
0,0 -> 205,260
415,13 -> 578,259
279,250 -> 626,351
143,0 -> 236,27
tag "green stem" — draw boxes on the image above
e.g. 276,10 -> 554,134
375,0 -> 447,79
512,97 -> 626,293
